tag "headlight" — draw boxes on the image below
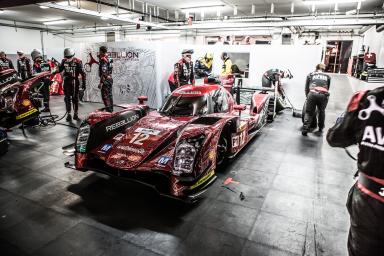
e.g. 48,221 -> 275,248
76,122 -> 90,153
173,135 -> 205,176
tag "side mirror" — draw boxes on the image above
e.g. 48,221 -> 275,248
138,96 -> 148,105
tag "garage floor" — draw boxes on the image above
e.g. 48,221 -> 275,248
0,75 -> 357,256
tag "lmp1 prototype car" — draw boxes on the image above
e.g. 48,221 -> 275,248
0,69 -> 51,128
72,83 -> 271,202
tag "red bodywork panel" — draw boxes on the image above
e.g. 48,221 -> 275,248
75,83 -> 270,200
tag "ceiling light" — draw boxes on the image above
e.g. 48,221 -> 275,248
43,19 -> 69,25
304,0 -> 365,4
39,6 -> 50,9
334,3 -> 338,11
181,5 -> 224,13
251,4 -> 255,15
217,9 -> 221,17
291,2 -> 294,14
234,6 -> 237,16
201,11 -> 205,20
312,4 -> 316,12
346,9 -> 357,15
271,3 -> 274,14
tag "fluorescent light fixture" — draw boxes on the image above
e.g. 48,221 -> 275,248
38,2 -> 169,29
201,11 -> 205,20
334,3 -> 338,11
43,19 -> 68,25
271,3 -> 274,14
234,6 -> 237,16
291,2 -> 294,13
39,6 -> 50,9
312,4 -> 316,12
181,5 -> 224,13
185,11 -> 189,19
304,0 -> 365,4
175,10 -> 179,20
217,9 -> 221,17
346,9 -> 357,15
100,16 -> 109,20
251,4 -> 255,15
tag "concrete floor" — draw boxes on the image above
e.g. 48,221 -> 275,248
0,75 -> 361,256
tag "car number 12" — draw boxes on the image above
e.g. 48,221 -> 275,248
129,132 -> 150,145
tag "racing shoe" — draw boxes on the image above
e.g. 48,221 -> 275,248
66,113 -> 72,122
73,113 -> 80,121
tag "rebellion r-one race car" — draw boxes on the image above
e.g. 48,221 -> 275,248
72,84 -> 271,202
0,69 -> 51,128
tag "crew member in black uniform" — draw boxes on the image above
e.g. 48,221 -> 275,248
262,69 -> 287,88
16,51 -> 32,81
31,49 -> 51,112
0,51 -> 14,71
98,46 -> 113,112
173,49 -> 194,89
56,48 -> 86,121
302,63 -> 331,136
327,86 -> 384,256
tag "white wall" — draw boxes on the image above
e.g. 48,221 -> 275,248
363,26 -> 384,67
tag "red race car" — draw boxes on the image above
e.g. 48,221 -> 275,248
72,83 -> 270,202
0,69 -> 51,128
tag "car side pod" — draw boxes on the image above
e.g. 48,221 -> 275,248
234,104 -> 246,116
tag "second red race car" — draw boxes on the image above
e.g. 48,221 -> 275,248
71,83 -> 271,202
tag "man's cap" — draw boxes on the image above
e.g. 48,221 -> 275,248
182,49 -> 194,54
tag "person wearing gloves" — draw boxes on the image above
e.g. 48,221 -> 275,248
173,49 -> 195,89
194,53 -> 213,78
55,48 -> 86,121
31,49 -> 51,112
16,51 -> 32,81
98,46 -> 114,112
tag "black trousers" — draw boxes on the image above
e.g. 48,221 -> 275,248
101,78 -> 113,112
63,78 -> 79,113
262,76 -> 273,87
347,184 -> 384,256
41,77 -> 51,109
169,81 -> 177,92
303,91 -> 328,131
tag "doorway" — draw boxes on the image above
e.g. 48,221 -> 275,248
324,40 -> 353,73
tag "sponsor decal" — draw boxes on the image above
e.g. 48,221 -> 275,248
22,99 -> 31,107
16,108 -> 38,120
208,151 -> 215,160
107,51 -> 139,61
312,74 -> 329,81
117,145 -> 145,155
100,144 -> 112,152
157,156 -> 172,166
178,91 -> 201,95
379,188 -> 384,197
190,169 -> 214,190
113,133 -> 125,140
232,130 -> 247,148
361,126 -> 384,152
128,155 -> 142,162
105,114 -> 140,132
135,127 -> 161,135
0,73 -> 18,86
358,95 -> 384,120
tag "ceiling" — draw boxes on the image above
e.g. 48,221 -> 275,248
0,0 -> 383,35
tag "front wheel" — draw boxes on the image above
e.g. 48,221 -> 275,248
216,136 -> 228,166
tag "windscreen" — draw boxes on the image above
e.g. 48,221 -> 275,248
160,95 -> 208,116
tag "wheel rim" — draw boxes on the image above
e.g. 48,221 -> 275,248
216,137 -> 228,165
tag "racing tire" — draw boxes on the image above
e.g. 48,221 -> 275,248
216,135 -> 229,166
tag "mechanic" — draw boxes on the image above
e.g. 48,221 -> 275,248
326,86 -> 384,256
0,51 -> 14,71
16,51 -> 32,81
173,49 -> 195,89
262,69 -> 290,88
302,63 -> 331,136
221,52 -> 232,76
98,46 -> 114,112
31,49 -> 51,112
55,48 -> 86,121
194,53 -> 213,78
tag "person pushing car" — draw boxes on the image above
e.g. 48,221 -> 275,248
302,63 -> 331,136
327,85 -> 384,256
55,48 -> 86,121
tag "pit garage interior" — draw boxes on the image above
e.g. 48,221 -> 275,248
0,1 -> 384,256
